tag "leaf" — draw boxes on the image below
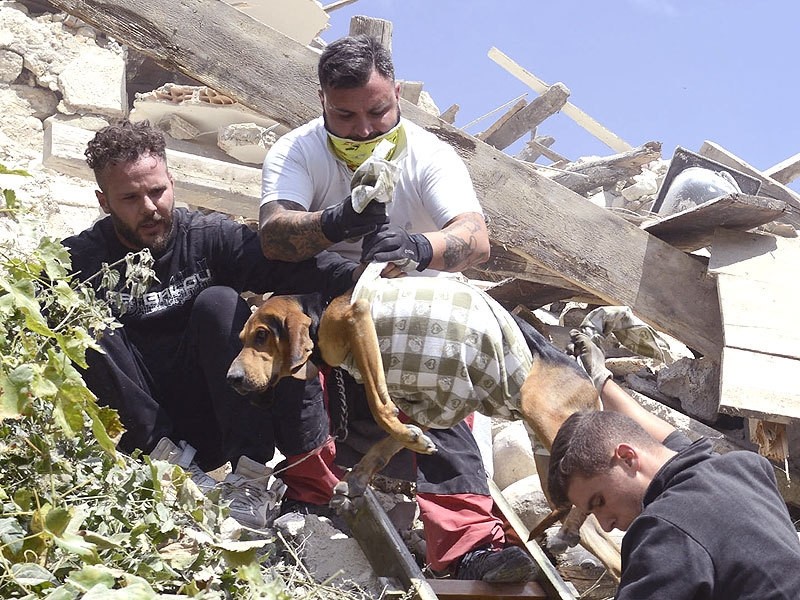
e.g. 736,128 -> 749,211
1,368 -> 30,419
66,564 -> 118,591
0,164 -> 31,176
44,506 -> 71,536
11,562 -> 56,586
0,516 -> 26,555
82,574 -> 159,599
3,188 -> 18,211
37,237 -> 72,281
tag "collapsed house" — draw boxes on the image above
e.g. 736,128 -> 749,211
3,0 -> 800,597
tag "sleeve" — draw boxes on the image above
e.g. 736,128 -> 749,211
419,142 -> 483,228
616,515 -> 715,600
217,219 -> 356,301
261,132 -> 315,209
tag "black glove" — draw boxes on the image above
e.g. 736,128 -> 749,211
320,196 -> 388,243
361,224 -> 433,272
568,329 -> 613,394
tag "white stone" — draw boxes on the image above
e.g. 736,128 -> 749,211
158,114 -> 201,141
57,44 -> 126,117
0,48 -> 22,81
217,122 -> 278,165
501,474 -> 551,532
492,420 -> 537,491
6,83 -> 58,119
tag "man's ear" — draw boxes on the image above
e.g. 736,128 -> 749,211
96,189 -> 110,214
394,81 -> 401,102
318,88 -> 325,110
615,443 -> 639,471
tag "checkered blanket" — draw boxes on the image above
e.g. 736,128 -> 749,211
340,267 -> 533,428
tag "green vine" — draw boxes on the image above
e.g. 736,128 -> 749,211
0,170 -> 375,599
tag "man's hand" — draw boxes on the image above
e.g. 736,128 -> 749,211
320,196 -> 388,243
568,329 -> 613,394
361,224 -> 433,272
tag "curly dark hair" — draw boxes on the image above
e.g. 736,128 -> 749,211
85,119 -> 167,185
318,34 -> 394,90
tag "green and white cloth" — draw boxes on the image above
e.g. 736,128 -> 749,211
341,265 -> 533,428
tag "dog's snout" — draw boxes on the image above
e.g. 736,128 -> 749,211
226,361 -> 246,391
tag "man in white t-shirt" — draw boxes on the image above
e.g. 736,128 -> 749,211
259,35 -> 538,583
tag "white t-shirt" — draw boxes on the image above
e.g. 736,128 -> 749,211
261,116 -> 483,264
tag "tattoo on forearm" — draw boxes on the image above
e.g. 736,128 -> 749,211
442,233 -> 476,270
260,202 -> 330,261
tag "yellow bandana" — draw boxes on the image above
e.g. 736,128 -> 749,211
327,122 -> 404,171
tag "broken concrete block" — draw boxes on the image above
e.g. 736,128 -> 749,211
492,420 -> 537,491
217,122 -> 278,165
501,474 -> 551,532
587,188 -> 622,208
0,48 -> 23,82
57,45 -> 126,117
157,114 -> 201,141
657,356 -> 720,422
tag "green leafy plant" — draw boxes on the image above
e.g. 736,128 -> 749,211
0,172 -> 375,599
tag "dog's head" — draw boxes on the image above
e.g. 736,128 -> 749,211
226,295 -> 317,395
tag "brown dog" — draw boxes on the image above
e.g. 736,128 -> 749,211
226,274 -> 620,575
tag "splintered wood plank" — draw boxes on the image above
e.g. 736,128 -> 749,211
481,84 -> 569,150
643,193 -> 787,252
344,488 -> 438,600
427,579 -> 548,599
489,47 -> 632,153
718,347 -> 800,423
764,151 -> 800,185
709,229 -> 800,421
714,273 -> 798,360
699,140 -> 800,226
489,481 -> 579,600
476,97 -> 527,142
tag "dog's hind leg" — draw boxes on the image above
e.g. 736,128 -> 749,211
319,295 -> 436,455
330,434 -> 406,513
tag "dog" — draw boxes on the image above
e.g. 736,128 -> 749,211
226,268 -> 620,575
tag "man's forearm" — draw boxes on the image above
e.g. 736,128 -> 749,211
426,212 -> 490,272
259,202 -> 330,262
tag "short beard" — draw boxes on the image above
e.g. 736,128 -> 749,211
111,212 -> 175,255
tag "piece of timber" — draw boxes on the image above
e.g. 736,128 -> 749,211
764,151 -> 800,185
699,141 -> 800,226
476,97 -> 527,142
642,193 -> 787,252
47,0 -> 724,358
343,487 -> 438,600
489,481 -> 577,600
427,579 -> 548,599
548,141 -> 662,196
488,47 -> 632,153
482,84 -> 570,151
517,137 -> 566,164
43,118 -> 261,218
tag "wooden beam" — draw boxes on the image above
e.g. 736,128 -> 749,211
699,140 -> 800,226
516,136 -> 566,164
322,0 -> 359,12
764,151 -> 800,185
349,15 -> 392,51
440,103 -> 460,124
476,97 -> 527,142
47,0 -> 723,357
643,193 -> 787,252
427,579 -> 547,599
489,46 -> 632,153
549,141 -> 662,196
481,83 -> 569,151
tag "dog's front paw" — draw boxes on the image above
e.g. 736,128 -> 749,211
405,424 -> 437,455
547,527 -> 582,554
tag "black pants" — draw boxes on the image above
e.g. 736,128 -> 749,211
81,286 -> 329,471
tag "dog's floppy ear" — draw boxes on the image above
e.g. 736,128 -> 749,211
284,311 -> 314,375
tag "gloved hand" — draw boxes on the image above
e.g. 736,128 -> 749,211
350,148 -> 400,213
361,224 -> 433,272
568,329 -> 613,394
320,195 -> 388,243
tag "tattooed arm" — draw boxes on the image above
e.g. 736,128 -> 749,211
259,200 -> 330,262
425,211 -> 490,272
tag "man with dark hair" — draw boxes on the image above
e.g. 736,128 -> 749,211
549,331 -> 800,599
258,34 -> 537,583
64,119 -> 359,529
